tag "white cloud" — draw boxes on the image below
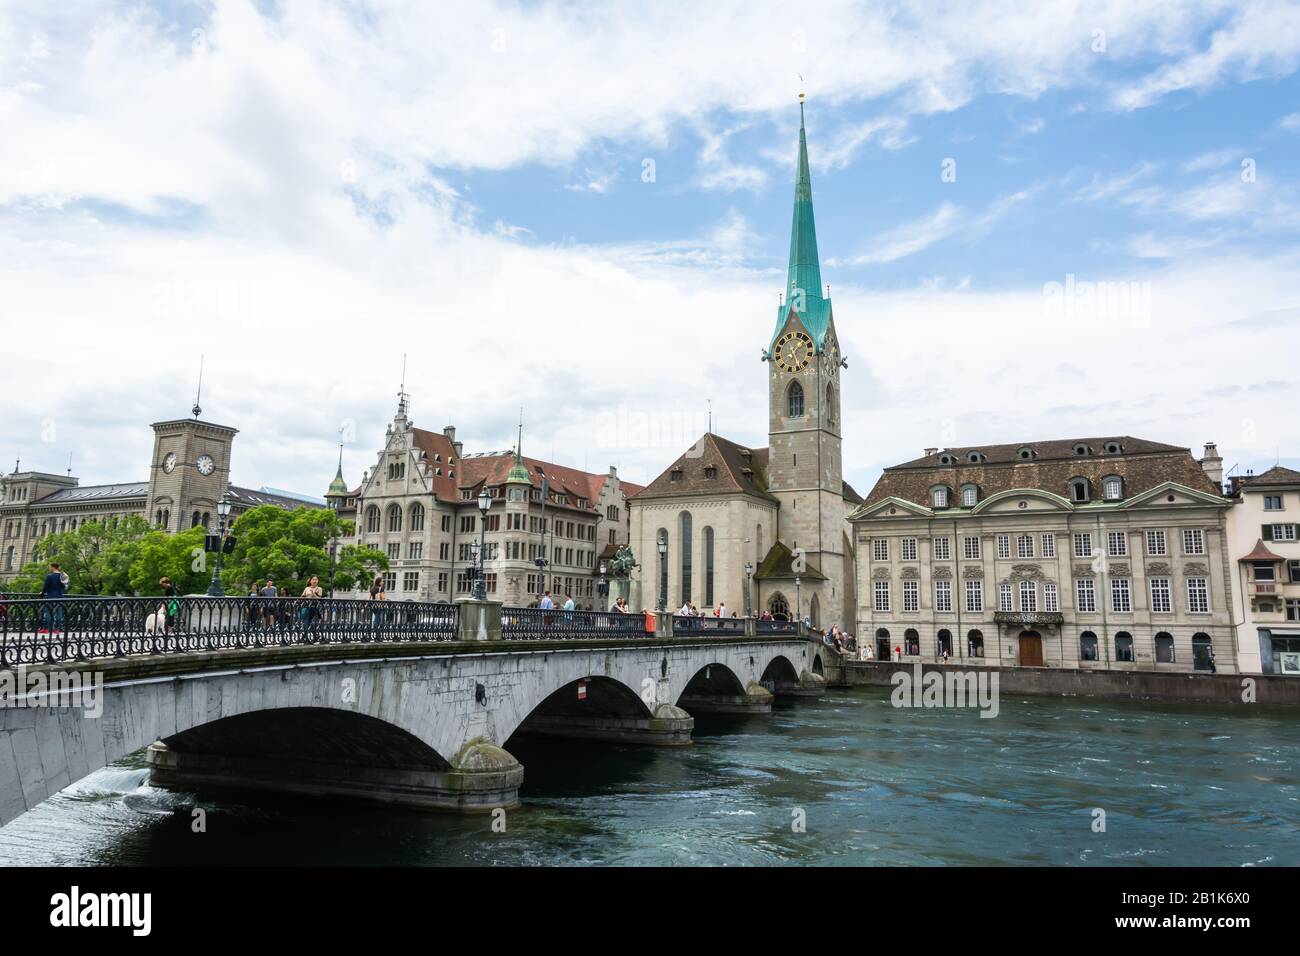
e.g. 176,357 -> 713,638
836,189 -> 1035,266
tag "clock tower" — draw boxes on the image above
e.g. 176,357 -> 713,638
764,95 -> 848,627
145,408 -> 238,532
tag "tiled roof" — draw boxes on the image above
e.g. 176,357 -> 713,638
863,436 -> 1220,508
228,486 -> 319,510
753,540 -> 826,581
1241,465 -> 1300,487
633,433 -> 778,503
409,428 -> 461,500
1240,539 -> 1286,562
35,482 -> 148,505
457,451 -> 611,512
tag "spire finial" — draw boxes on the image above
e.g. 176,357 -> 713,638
396,353 -> 409,417
192,354 -> 204,419
516,408 -> 524,463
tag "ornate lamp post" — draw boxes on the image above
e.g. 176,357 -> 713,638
597,559 -> 609,609
794,575 -> 802,625
744,561 -> 754,618
657,530 -> 668,612
474,488 -> 491,600
206,491 -> 233,597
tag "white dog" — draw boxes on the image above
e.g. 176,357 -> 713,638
144,605 -> 166,634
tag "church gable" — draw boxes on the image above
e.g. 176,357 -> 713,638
632,433 -> 777,503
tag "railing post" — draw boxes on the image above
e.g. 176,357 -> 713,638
744,616 -> 756,638
658,612 -> 674,638
457,599 -> 502,642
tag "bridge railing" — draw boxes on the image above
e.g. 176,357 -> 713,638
0,595 -> 460,668
755,619 -> 799,636
501,606 -> 647,640
671,615 -> 746,635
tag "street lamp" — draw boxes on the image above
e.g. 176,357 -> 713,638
474,488 -> 491,600
744,561 -> 754,618
597,559 -> 609,608
207,491 -> 233,597
657,530 -> 668,612
794,575 -> 802,626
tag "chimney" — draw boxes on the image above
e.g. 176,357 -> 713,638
608,465 -> 617,478
924,447 -> 939,456
443,425 -> 463,460
1200,441 -> 1223,492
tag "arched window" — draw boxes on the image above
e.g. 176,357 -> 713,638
967,629 -> 984,658
875,627 -> 890,657
679,511 -> 693,604
932,486 -> 949,508
937,629 -> 953,657
787,381 -> 804,418
825,383 -> 835,424
202,512 -> 210,529
1103,476 -> 1123,500
809,594 -> 820,627
1154,631 -> 1175,663
904,628 -> 920,656
757,523 -> 764,562
365,505 -> 381,533
387,504 -> 402,533
409,502 -> 425,531
769,593 -> 790,620
192,511 -> 201,528
1080,631 -> 1099,662
1115,631 -> 1134,662
1069,478 -> 1090,503
703,526 -> 715,606
4,546 -> 12,572
1192,633 -> 1214,671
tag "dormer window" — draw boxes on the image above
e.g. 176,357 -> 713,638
967,451 -> 985,464
938,453 -> 955,466
1103,476 -> 1123,500
1017,447 -> 1035,460
1069,478 -> 1090,503
704,466 -> 717,479
961,484 -> 978,507
932,486 -> 950,508
1073,444 -> 1090,457
670,469 -> 683,482
1104,441 -> 1122,455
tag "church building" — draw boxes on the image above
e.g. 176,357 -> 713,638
627,99 -> 861,626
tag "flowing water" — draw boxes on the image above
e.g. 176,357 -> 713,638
1,688 -> 1297,866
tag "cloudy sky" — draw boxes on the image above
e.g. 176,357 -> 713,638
2,0 -> 1298,499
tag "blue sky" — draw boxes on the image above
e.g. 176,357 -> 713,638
1,0 -> 1298,497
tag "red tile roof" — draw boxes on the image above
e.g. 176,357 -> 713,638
410,428 -> 461,500
1240,539 -> 1286,562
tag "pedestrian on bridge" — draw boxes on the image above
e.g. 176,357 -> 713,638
38,562 -> 66,633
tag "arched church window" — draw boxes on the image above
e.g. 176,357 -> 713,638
410,502 -> 425,531
679,512 -> 693,604
387,504 -> 402,533
365,506 -> 380,533
787,381 -> 804,418
768,593 -> 790,621
826,383 -> 835,424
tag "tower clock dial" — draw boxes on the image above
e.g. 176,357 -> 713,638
196,454 -> 215,476
774,331 -> 814,373
161,452 -> 177,474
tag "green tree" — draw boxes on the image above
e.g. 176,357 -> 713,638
223,506 -> 386,596
127,526 -> 210,595
4,516 -> 152,595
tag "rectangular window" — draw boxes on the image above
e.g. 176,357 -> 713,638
1146,529 -> 1167,556
935,580 -> 952,613
403,571 -> 419,591
965,580 -> 983,613
1108,531 -> 1127,557
932,537 -> 950,561
1187,577 -> 1209,613
962,486 -> 977,507
1073,533 -> 1092,558
873,580 -> 891,612
873,539 -> 889,562
408,542 -> 423,560
1111,577 -> 1131,613
383,571 -> 396,592
1150,577 -> 1171,613
998,582 -> 1013,612
901,537 -> 917,562
460,515 -> 475,533
903,580 -> 919,612
439,542 -> 449,560
1019,580 -> 1037,612
1183,528 -> 1205,555
1287,598 -> 1300,622
963,536 -> 981,560
996,534 -> 1010,559
1017,535 -> 1035,559
1289,559 -> 1300,583
1272,524 -> 1298,541
1076,578 -> 1096,613
387,542 -> 400,560
437,572 -> 449,593
1264,495 -> 1283,511
1044,582 -> 1058,613
1041,534 -> 1056,558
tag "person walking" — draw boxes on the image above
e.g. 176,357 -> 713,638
369,575 -> 386,629
160,577 -> 179,633
301,575 -> 323,626
39,562 -> 66,633
259,578 -> 279,628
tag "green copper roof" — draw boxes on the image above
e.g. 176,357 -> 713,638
327,447 -> 348,496
506,419 -> 530,484
772,100 -> 832,348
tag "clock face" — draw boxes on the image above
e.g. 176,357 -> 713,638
774,331 -> 814,373
196,454 -> 215,476
161,452 -> 177,474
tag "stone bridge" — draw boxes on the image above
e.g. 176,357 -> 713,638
0,625 -> 828,825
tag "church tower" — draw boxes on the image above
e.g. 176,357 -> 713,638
764,95 -> 847,626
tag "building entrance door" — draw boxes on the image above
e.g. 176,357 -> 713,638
1018,630 -> 1044,666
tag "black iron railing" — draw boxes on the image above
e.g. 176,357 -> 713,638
0,595 -> 460,667
501,606 -> 649,640
756,619 -> 798,636
671,615 -> 746,635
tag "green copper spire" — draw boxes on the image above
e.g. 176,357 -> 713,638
506,411 -> 531,485
772,94 -> 831,347
327,444 -> 348,496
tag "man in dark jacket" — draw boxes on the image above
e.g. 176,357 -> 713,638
39,562 -> 67,632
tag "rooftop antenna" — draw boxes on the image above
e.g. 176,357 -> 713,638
67,452 -> 72,477
192,354 -> 204,419
397,353 -> 409,417
708,399 -> 713,434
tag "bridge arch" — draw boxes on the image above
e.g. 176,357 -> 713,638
678,662 -> 747,700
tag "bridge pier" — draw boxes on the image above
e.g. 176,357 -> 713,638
679,680 -> 774,715
772,670 -> 827,698
515,703 -> 694,746
146,736 -> 524,813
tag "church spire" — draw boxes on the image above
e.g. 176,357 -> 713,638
327,443 -> 348,497
507,408 -> 531,485
773,92 -> 831,346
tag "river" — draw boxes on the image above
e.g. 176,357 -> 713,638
1,688 -> 1296,866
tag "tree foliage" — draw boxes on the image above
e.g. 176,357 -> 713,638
223,505 -> 386,595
